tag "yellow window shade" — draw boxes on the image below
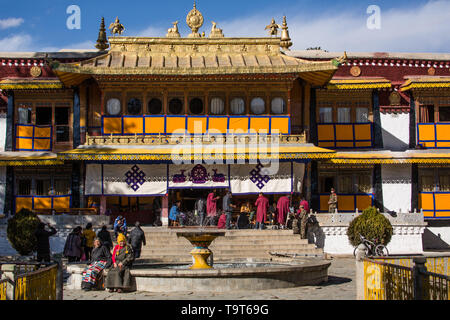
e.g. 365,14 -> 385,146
436,211 -> 450,218
166,117 -> 186,134
318,141 -> 335,148
34,139 -> 51,151
436,124 -> 450,141
34,127 -> 52,138
53,196 -> 70,210
320,195 -> 330,212
271,117 -> 290,134
16,125 -> 33,138
144,117 -> 165,134
337,195 -> 355,211
336,141 -> 354,148
418,124 -> 436,141
33,197 -> 53,210
422,141 -> 436,148
419,193 -> 434,211
250,117 -> 270,134
356,195 -> 372,211
434,193 -> 450,211
437,142 -> 450,148
208,117 -> 228,134
229,117 -> 249,134
355,141 -> 373,148
354,124 -> 372,141
187,117 -> 207,134
103,117 -> 122,135
318,124 -> 335,141
123,117 -> 144,135
16,197 -> 33,213
16,138 -> 33,150
335,124 -> 354,141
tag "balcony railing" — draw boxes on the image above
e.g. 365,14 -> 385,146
317,123 -> 373,148
417,123 -> 450,149
15,124 -> 52,152
419,192 -> 450,219
86,133 -> 307,146
15,195 -> 72,213
319,193 -> 374,213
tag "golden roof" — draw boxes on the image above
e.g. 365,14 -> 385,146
327,78 -> 392,90
400,76 -> 450,91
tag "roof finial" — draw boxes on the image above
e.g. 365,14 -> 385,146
109,17 -> 125,36
95,17 -> 109,51
280,16 -> 293,50
186,2 -> 204,38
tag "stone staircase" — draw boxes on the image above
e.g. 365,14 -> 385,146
140,227 -> 323,262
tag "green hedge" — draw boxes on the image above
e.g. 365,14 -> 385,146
347,206 -> 393,247
6,209 -> 40,256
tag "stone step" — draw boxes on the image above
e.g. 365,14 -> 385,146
146,235 -> 307,242
141,244 -> 317,253
146,239 -> 310,246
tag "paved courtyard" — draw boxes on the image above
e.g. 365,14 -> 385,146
63,257 -> 356,300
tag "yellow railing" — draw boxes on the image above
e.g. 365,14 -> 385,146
14,264 -> 57,300
0,279 -> 7,300
364,259 -> 414,300
422,271 -> 450,300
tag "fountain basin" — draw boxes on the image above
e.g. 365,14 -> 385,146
66,258 -> 330,292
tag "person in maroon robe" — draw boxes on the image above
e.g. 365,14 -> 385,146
255,192 -> 269,230
299,196 -> 309,213
277,195 -> 291,229
206,189 -> 220,225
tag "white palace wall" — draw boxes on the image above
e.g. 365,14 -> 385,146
380,112 -> 410,151
381,164 -> 412,213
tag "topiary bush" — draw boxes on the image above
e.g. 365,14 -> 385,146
347,206 -> 393,247
7,209 -> 41,256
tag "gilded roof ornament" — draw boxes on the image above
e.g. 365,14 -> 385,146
280,16 -> 292,50
186,2 -> 204,38
209,21 -> 224,38
265,18 -> 281,37
166,21 -> 181,38
95,17 -> 110,51
109,17 -> 125,36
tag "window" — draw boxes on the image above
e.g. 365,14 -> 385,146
230,98 -> 245,115
106,98 -> 121,115
189,98 -> 204,115
319,176 -> 335,193
356,107 -> 369,123
439,106 -> 450,122
17,179 -> 31,195
127,98 -> 142,115
54,179 -> 71,195
338,175 -> 353,193
319,107 -> 332,123
18,107 -> 32,124
420,175 -> 435,192
148,98 -> 162,114
250,97 -> 265,115
419,105 -> 434,123
337,107 -> 351,123
169,98 -> 183,114
55,107 -> 70,142
36,107 -> 52,125
271,98 -> 286,114
36,179 -> 51,196
357,175 -> 372,193
210,98 -> 224,115
440,175 -> 450,192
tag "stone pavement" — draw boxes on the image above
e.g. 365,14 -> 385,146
63,257 -> 356,300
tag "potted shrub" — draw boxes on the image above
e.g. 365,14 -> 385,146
6,209 -> 41,256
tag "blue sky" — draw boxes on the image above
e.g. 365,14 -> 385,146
1,0 -> 450,53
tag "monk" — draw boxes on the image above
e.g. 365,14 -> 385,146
255,192 -> 269,230
206,189 -> 220,225
277,195 -> 290,229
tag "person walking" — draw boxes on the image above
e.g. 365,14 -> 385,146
129,221 -> 146,259
113,216 -> 127,238
152,197 -> 162,226
81,238 -> 112,291
206,189 -> 220,225
82,223 -> 96,261
277,195 -> 291,229
255,192 -> 269,230
34,222 -> 57,263
64,227 -> 83,263
169,200 -> 181,226
195,195 -> 206,227
105,233 -> 134,293
328,188 -> 338,213
97,225 -> 113,250
222,190 -> 236,230
298,205 -> 309,239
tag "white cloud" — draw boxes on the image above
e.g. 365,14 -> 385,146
0,18 -> 24,30
212,0 -> 450,53
0,34 -> 33,51
137,26 -> 166,37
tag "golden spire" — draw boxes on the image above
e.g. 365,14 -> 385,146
95,17 -> 109,51
280,16 -> 293,50
186,2 -> 204,38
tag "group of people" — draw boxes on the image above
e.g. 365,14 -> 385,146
168,189 -> 312,238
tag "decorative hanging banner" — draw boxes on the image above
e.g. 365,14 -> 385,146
168,164 -> 229,189
85,164 -> 168,196
229,162 -> 304,194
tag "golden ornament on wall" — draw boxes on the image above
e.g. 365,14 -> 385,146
428,67 -> 436,76
30,66 -> 42,78
350,66 -> 361,77
186,3 -> 204,38
389,91 -> 401,106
